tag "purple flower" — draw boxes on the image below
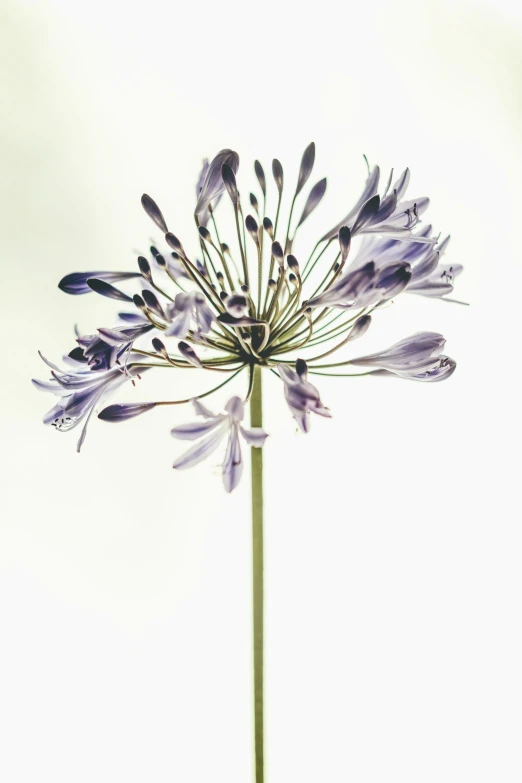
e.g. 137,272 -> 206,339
195,149 -> 240,218
73,323 -> 153,371
32,356 -> 143,452
349,332 -> 456,381
306,260 -> 411,310
322,166 -> 432,243
348,228 -> 462,300
278,360 -> 331,433
164,292 -> 215,339
171,397 -> 268,493
195,158 -> 226,228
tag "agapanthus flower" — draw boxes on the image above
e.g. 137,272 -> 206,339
35,142 -> 463,491
32,354 -> 145,452
349,332 -> 457,381
171,397 -> 268,493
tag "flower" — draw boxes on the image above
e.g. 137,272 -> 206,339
195,149 -> 240,218
347,227 -> 462,300
171,397 -> 268,492
306,259 -> 411,310
32,354 -> 144,452
73,323 -> 153,371
278,360 -> 331,433
349,332 -> 456,381
164,292 -> 215,339
322,165 -> 432,242
36,142 -> 462,490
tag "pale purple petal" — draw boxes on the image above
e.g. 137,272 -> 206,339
171,418 -> 225,441
222,425 -> 243,493
224,396 -> 244,422
172,427 -> 226,469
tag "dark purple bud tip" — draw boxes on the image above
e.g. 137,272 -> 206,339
198,226 -> 212,242
255,160 -> 266,196
250,193 -> 259,212
287,254 -> 299,272
338,226 -> 352,260
222,163 -> 238,205
141,194 -> 168,234
178,341 -> 202,368
220,290 -> 228,301
87,278 -> 133,302
138,256 -> 152,280
272,159 -> 284,193
263,217 -> 274,238
165,233 -> 183,253
152,337 -> 166,352
295,358 -> 308,379
155,254 -> 166,268
289,273 -> 297,285
221,243 -> 230,253
272,242 -> 284,264
245,214 -> 259,242
133,293 -> 146,310
241,284 -> 249,294
98,402 -> 156,422
218,313 -> 266,326
150,246 -> 159,257
225,293 -> 248,318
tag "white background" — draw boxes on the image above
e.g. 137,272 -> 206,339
1,0 -> 521,781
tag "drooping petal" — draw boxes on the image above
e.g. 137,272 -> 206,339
172,426 -> 226,469
222,424 -> 243,493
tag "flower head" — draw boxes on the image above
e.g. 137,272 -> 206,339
35,143 -> 462,490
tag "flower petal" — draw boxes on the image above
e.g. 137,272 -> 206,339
171,417 -> 225,441
240,426 -> 269,448
172,426 -> 226,469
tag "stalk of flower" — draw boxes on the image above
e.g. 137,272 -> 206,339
34,142 -> 464,783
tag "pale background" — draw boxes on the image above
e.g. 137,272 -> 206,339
1,0 -> 521,781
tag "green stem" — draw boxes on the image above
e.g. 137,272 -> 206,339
250,365 -> 264,783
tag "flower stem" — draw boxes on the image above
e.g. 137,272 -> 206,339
250,365 -> 264,783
